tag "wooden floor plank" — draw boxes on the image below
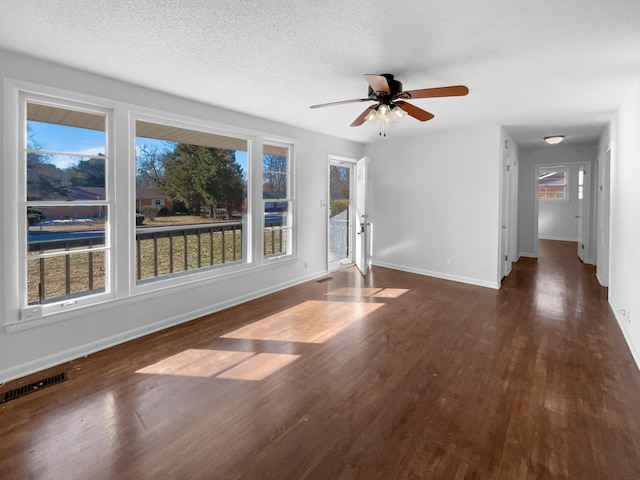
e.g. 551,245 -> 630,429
2,240 -> 640,479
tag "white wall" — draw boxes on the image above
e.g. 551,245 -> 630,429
607,77 -> 640,367
0,50 -> 365,381
365,126 -> 502,289
538,163 -> 580,241
517,142 -> 598,258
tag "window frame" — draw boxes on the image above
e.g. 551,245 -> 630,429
130,112 -> 256,293
19,92 -> 116,316
262,141 -> 295,261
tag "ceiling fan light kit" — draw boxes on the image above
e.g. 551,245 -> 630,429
310,73 -> 469,136
363,103 -> 408,136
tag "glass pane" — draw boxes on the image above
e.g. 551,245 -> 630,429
27,120 -> 106,154
27,154 -> 106,201
264,201 -> 289,227
538,186 -> 565,200
136,226 -> 243,282
27,101 -> 106,153
263,148 -> 288,198
27,103 -> 107,201
538,171 -> 566,187
264,227 -> 289,256
28,205 -> 106,256
135,120 -> 247,282
329,165 -> 350,264
27,251 -> 106,305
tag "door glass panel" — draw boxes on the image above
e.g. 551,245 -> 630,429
329,164 -> 351,265
578,169 -> 584,200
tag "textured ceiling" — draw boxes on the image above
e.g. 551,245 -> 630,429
1,0 -> 640,148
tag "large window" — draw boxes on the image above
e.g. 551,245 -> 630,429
23,99 -> 111,308
12,85 -> 296,322
134,119 -> 248,283
263,144 -> 292,258
538,167 -> 568,200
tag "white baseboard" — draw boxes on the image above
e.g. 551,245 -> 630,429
596,271 -> 608,287
518,252 -> 537,259
372,260 -> 499,290
609,296 -> 640,372
0,270 -> 327,383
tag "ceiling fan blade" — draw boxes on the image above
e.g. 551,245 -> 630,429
350,105 -> 377,127
396,101 -> 435,122
397,85 -> 469,100
310,98 -> 372,109
364,74 -> 391,94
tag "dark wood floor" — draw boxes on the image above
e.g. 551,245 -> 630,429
2,240 -> 640,479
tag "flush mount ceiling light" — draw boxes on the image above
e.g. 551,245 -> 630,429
544,135 -> 565,145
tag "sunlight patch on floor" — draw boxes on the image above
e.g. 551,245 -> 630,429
136,349 -> 301,381
326,287 -> 382,297
326,287 -> 409,298
136,349 -> 253,378
217,353 -> 300,381
372,288 -> 409,298
221,300 -> 384,343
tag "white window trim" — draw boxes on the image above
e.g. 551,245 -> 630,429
18,91 -> 116,318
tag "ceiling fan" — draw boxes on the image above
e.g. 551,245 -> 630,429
310,74 -> 469,129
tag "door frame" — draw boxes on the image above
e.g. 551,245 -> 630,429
596,149 -> 611,285
500,149 -> 512,279
354,156 -> 370,276
576,162 -> 592,263
327,155 -> 357,272
533,160 -> 593,261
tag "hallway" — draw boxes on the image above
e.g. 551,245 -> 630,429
1,240 -> 640,479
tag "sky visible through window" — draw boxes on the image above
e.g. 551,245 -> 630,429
28,121 -> 248,176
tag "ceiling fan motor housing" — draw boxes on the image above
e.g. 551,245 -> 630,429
367,73 -> 403,102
